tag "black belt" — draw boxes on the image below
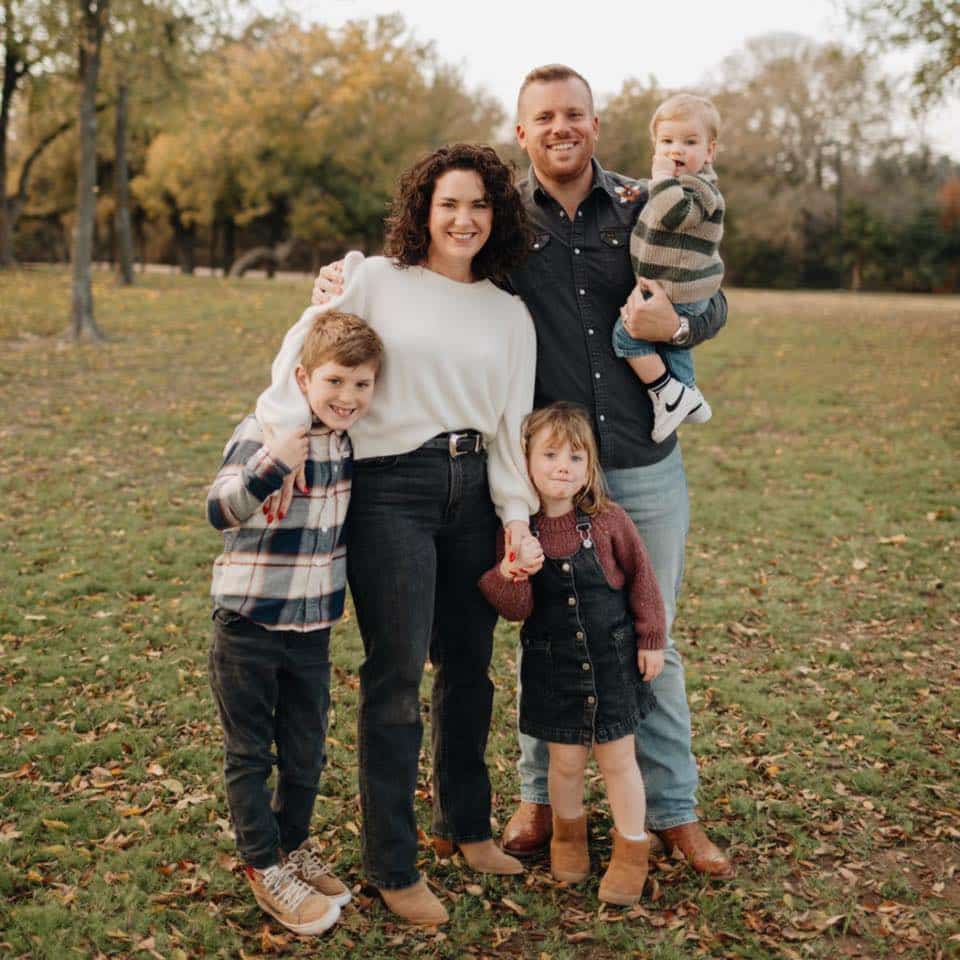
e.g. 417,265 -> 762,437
420,431 -> 484,457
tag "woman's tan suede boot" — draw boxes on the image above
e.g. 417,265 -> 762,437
458,839 -> 524,875
377,878 -> 449,926
550,813 -> 590,883
598,828 -> 650,905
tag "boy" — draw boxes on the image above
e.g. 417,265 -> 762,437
612,93 -> 725,443
206,310 -> 383,935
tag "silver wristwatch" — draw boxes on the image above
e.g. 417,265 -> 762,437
671,315 -> 691,346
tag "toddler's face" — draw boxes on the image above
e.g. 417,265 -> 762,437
295,360 -> 377,432
526,429 -> 589,509
653,115 -> 716,176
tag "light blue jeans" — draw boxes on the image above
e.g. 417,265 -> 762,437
611,298 -> 710,388
516,444 -> 699,829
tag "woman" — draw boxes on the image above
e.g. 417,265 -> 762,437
256,144 -> 538,925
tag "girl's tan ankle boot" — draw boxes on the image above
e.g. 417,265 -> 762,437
598,828 -> 650,905
550,813 -> 590,883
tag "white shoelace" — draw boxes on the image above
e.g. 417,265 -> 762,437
288,845 -> 331,880
260,861 -> 315,909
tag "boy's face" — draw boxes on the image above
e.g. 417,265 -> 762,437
653,115 -> 716,176
294,360 -> 377,432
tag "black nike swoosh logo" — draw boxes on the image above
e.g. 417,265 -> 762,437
665,387 -> 685,413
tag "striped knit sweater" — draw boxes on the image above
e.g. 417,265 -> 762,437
630,162 -> 724,304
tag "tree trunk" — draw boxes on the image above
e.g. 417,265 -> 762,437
114,79 -> 134,284
71,0 -> 109,341
1,0 -> 23,268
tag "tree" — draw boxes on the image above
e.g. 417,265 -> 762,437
848,1 -> 960,105
71,0 -> 108,340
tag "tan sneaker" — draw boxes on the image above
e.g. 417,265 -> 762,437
246,862 -> 340,935
285,838 -> 352,907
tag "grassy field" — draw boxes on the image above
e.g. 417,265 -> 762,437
0,268 -> 957,960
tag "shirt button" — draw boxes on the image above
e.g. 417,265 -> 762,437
574,248 -> 581,255
579,288 -> 585,295
567,596 -> 576,607
533,242 -> 540,249
599,414 -> 605,422
612,238 -> 619,245
594,372 -> 601,379
577,211 -> 583,217
582,662 -> 591,671
561,562 -> 571,572
588,328 -> 595,335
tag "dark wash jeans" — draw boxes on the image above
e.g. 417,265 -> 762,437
207,609 -> 331,869
347,445 -> 499,890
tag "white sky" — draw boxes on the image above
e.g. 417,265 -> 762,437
262,0 -> 959,159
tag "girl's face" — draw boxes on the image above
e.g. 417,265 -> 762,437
425,169 -> 493,275
527,428 -> 590,513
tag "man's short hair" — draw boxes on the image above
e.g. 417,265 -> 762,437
649,93 -> 722,142
300,310 -> 384,375
517,64 -> 594,117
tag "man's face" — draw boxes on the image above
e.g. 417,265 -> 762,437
516,78 -> 598,184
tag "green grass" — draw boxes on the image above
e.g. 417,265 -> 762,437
0,267 -> 957,959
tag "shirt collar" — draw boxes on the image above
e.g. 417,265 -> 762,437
525,159 -> 622,206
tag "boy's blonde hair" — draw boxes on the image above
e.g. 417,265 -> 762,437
649,93 -> 721,143
522,402 -> 609,516
300,310 -> 384,375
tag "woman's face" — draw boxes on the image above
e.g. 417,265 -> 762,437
425,168 -> 493,273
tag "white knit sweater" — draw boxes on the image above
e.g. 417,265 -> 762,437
256,253 -> 539,525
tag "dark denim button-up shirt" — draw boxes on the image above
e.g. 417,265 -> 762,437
508,160 -> 727,471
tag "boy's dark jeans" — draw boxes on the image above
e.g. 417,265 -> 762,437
346,445 -> 499,890
208,609 -> 331,869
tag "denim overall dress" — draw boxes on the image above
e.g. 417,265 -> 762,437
519,509 -> 658,746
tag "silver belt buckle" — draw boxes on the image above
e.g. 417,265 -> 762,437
448,432 -> 479,457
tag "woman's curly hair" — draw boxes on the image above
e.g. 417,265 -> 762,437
384,143 -> 529,282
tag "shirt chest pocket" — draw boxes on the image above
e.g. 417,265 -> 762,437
524,232 -> 558,291
599,227 -> 635,289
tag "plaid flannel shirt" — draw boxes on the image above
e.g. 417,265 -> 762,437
207,415 -> 352,631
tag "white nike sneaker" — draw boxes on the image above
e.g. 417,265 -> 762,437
650,378 -> 708,443
684,392 -> 712,425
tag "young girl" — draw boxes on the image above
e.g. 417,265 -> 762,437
479,402 -> 666,905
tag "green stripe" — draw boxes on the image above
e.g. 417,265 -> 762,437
630,258 -> 724,284
632,223 -> 719,257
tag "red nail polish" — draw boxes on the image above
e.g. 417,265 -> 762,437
262,504 -> 269,514
508,552 -> 516,562
266,513 -> 274,523
278,511 -> 285,520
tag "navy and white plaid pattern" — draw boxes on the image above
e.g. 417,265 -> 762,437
207,415 -> 352,631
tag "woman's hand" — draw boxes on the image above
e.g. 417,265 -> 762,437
261,426 -> 309,522
311,259 -> 346,305
638,648 -> 665,682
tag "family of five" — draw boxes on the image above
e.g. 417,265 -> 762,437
205,63 -> 731,934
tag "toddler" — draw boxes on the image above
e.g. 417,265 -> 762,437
613,93 -> 725,443
206,310 -> 382,935
479,402 -> 666,905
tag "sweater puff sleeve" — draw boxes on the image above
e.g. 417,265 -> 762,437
605,504 -> 667,650
652,163 -> 721,232
484,300 -> 540,525
478,527 -> 534,622
255,251 -> 368,433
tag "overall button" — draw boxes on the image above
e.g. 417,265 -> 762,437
567,596 -> 576,607
575,630 -> 584,640
582,662 -> 591,671
587,695 -> 596,704
561,562 -> 571,572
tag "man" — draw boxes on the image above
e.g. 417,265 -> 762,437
501,64 -> 732,878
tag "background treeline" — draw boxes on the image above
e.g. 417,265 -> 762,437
3,5 -> 959,291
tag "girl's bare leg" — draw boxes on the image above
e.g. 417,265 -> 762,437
547,743 -> 590,818
595,735 -> 646,836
